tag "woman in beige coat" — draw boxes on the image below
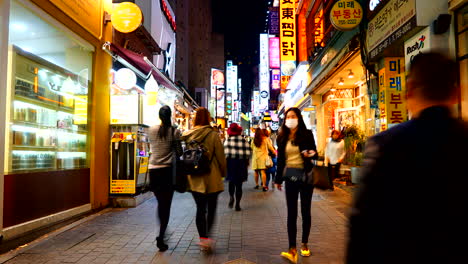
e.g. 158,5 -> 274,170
251,128 -> 276,191
181,107 -> 226,251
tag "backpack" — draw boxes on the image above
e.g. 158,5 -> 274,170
181,130 -> 214,176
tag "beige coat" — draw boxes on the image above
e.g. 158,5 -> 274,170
181,125 -> 226,194
251,137 -> 275,170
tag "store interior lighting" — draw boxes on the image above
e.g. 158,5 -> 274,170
338,78 -> 344,85
348,70 -> 354,78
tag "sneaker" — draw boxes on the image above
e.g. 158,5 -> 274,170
280,248 -> 297,263
198,237 -> 214,251
235,205 -> 241,211
300,243 -> 311,257
254,185 -> 259,190
262,186 -> 268,192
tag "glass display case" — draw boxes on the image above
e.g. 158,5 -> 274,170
5,46 -> 89,173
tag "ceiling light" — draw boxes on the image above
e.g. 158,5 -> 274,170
348,70 -> 355,78
11,23 -> 27,32
330,87 -> 336,92
338,78 -> 344,85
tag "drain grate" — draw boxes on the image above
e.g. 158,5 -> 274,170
224,258 -> 256,264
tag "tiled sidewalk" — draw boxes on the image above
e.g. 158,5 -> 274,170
1,177 -> 352,264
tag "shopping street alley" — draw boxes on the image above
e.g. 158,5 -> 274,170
0,177 -> 352,264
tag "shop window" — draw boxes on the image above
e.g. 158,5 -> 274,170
5,0 -> 94,173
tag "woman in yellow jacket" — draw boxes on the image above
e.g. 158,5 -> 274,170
251,128 -> 276,191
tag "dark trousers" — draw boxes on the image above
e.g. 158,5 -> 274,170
149,168 -> 174,239
328,163 -> 341,180
285,180 -> 314,248
228,181 -> 243,205
192,192 -> 220,238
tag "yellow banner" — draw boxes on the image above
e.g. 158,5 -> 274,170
379,58 -> 408,131
49,0 -> 103,39
280,0 -> 297,76
138,157 -> 148,174
110,180 -> 135,194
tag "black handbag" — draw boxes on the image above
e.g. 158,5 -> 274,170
172,129 -> 187,193
283,167 -> 310,184
310,162 -> 333,190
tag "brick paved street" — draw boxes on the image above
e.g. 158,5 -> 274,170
1,177 -> 352,264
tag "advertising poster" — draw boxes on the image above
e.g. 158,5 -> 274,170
110,95 -> 139,124
210,68 -> 224,98
271,69 -> 281,89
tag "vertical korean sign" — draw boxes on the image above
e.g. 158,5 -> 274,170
379,58 -> 407,131
280,0 -> 296,90
269,37 -> 280,69
259,34 -> 270,111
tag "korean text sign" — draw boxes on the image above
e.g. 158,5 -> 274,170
378,57 -> 407,131
280,0 -> 297,77
330,0 -> 363,31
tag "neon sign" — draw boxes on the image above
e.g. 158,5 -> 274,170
160,0 -> 176,32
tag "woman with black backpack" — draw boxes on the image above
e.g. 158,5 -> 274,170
148,106 -> 182,251
181,107 -> 226,252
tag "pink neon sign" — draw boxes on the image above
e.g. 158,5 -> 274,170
269,37 -> 280,69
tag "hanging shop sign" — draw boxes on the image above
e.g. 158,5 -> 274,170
280,0 -> 297,77
404,27 -> 431,72
47,0 -> 103,38
330,0 -> 363,31
271,69 -> 281,89
269,37 -> 280,69
269,7 -> 280,35
259,34 -> 270,111
314,9 -> 325,47
367,0 -> 416,59
114,68 -> 137,90
112,2 -> 143,33
378,58 -> 407,132
160,0 -> 176,32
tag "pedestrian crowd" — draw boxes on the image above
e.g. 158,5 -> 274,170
146,53 -> 467,263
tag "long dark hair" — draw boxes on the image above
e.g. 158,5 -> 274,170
158,105 -> 172,139
277,107 -> 308,146
253,128 -> 264,148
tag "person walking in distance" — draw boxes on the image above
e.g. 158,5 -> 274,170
251,128 -> 276,191
181,107 -> 226,251
224,123 -> 252,211
148,106 -> 182,251
275,107 -> 318,263
263,128 -> 277,189
346,53 -> 468,264
325,130 -> 345,189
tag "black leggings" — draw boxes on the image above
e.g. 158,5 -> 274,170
149,168 -> 174,239
192,192 -> 220,238
285,180 -> 314,248
228,181 -> 243,203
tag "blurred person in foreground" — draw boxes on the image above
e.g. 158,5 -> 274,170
346,52 -> 468,264
224,123 -> 252,211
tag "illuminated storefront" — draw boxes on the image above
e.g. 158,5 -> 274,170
0,0 -> 113,240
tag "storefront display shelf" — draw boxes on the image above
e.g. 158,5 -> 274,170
14,95 -> 74,114
13,145 -> 56,151
12,120 -> 87,134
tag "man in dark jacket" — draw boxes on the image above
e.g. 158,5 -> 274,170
346,53 -> 468,264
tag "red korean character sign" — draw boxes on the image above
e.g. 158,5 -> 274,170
330,0 -> 363,31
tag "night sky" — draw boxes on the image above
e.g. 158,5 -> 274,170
213,0 -> 271,112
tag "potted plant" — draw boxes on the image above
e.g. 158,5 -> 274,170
343,125 -> 366,184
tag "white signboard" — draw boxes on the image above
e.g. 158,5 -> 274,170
111,95 -> 139,124
367,0 -> 416,56
404,26 -> 431,72
259,34 -> 270,111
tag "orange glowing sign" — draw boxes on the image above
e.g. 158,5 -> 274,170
112,2 -> 143,33
314,9 -> 324,47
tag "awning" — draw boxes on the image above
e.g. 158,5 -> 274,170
105,42 -> 179,93
103,42 -> 199,108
